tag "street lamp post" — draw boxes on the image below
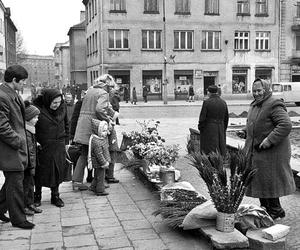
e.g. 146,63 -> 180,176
162,0 -> 168,104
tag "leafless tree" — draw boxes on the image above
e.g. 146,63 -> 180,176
16,31 -> 27,63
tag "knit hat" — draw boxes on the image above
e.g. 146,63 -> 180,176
24,100 -> 40,121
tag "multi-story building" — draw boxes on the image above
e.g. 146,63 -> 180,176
53,41 -> 70,88
68,11 -> 87,89
83,0 -> 280,100
18,54 -> 55,87
0,0 -> 6,81
4,7 -> 17,67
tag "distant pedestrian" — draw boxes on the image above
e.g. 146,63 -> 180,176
142,85 -> 148,103
188,85 -> 195,102
23,101 -> 43,215
132,87 -> 137,105
123,86 -> 130,103
198,85 -> 229,156
0,65 -> 35,229
217,84 -> 222,96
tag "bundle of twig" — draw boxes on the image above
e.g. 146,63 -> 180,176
187,149 -> 257,214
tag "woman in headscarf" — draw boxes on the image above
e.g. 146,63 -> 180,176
237,78 -> 296,220
33,88 -> 69,207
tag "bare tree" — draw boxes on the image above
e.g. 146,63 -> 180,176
16,31 -> 27,63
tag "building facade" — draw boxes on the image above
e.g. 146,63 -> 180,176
4,7 -> 17,67
83,0 -> 280,100
68,11 -> 87,89
18,54 -> 55,87
53,41 -> 71,88
0,0 -> 6,81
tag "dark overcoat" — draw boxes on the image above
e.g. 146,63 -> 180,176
244,96 -> 296,198
34,93 -> 69,187
0,83 -> 28,171
198,94 -> 229,156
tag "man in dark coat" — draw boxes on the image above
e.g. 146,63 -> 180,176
198,85 -> 229,156
142,85 -> 148,103
0,65 -> 35,229
123,86 -> 130,103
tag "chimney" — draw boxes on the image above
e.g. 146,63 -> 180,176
80,11 -> 85,22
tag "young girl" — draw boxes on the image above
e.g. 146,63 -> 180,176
88,120 -> 111,196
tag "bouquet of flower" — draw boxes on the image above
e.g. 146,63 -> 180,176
187,149 -> 257,214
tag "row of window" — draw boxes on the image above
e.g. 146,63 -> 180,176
108,0 -> 268,16
92,30 -> 271,52
87,0 -> 97,23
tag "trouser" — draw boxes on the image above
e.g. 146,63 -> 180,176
35,185 -> 60,198
91,168 -> 105,193
0,171 -> 26,225
106,151 -> 116,179
259,198 -> 284,215
23,169 -> 34,207
72,144 -> 88,182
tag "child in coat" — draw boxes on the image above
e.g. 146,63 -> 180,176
88,119 -> 111,196
24,101 -> 43,214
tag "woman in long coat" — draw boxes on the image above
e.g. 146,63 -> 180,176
33,89 -> 69,207
241,78 -> 296,220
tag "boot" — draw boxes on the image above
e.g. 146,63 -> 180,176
86,169 -> 93,183
95,168 -> 108,196
34,193 -> 42,207
51,186 -> 64,207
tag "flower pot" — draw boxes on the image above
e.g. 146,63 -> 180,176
159,169 -> 175,185
216,212 -> 235,232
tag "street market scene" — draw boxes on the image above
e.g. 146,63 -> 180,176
1,0 -> 300,250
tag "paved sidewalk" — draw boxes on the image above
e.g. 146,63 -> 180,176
0,164 -> 210,250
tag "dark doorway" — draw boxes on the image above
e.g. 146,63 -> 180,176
292,75 -> 300,82
204,76 -> 215,95
108,70 -> 130,101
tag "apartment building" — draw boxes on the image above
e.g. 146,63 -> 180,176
4,7 -> 17,67
0,0 -> 6,81
83,0 -> 279,100
53,41 -> 70,88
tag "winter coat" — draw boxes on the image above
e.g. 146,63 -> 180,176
132,89 -> 137,102
70,100 -> 82,140
91,136 -> 111,169
123,88 -> 130,101
0,83 -> 28,171
142,86 -> 148,97
188,86 -> 194,96
198,94 -> 229,156
25,123 -> 37,172
33,90 -> 69,187
74,86 -> 109,145
244,96 -> 296,198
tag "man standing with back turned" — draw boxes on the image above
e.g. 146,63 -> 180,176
0,65 -> 35,229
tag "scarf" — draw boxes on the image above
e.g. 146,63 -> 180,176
25,122 -> 36,134
251,78 -> 272,107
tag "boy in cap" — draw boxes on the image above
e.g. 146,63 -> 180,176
24,101 -> 43,214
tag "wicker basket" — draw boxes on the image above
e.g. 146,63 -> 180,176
216,212 -> 235,232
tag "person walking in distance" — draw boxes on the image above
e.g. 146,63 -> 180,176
188,84 -> 195,102
142,85 -> 148,103
0,65 -> 35,229
198,85 -> 229,156
132,87 -> 137,105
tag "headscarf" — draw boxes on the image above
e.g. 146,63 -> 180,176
252,78 -> 272,106
41,88 -> 63,115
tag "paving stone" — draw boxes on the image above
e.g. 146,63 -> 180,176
61,209 -> 88,218
0,239 -> 29,249
65,246 -> 99,250
31,231 -> 63,244
94,226 -> 126,239
132,238 -> 168,250
109,199 -> 136,206
87,204 -> 112,211
84,198 -> 109,205
91,217 -> 120,228
61,216 -> 90,227
97,236 -> 132,249
32,222 -> 62,233
122,219 -> 153,231
0,230 -> 31,240
63,202 -> 86,211
116,211 -> 145,221
126,228 -> 159,241
247,229 -> 287,250
64,234 -> 96,248
62,224 -> 93,236
113,204 -> 140,213
31,242 -> 63,250
88,209 -> 117,219
33,214 -> 60,223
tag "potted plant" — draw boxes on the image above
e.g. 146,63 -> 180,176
188,149 -> 257,232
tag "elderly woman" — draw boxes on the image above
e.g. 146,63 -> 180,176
33,89 -> 69,207
238,78 -> 296,220
72,74 -> 119,190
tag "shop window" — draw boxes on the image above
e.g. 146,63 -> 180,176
175,0 -> 190,14
255,0 -> 268,16
144,0 -> 159,13
108,29 -> 129,49
110,0 -> 126,13
255,32 -> 270,50
201,31 -> 220,50
142,30 -> 161,49
174,31 -> 193,50
205,0 -> 219,15
255,69 -> 272,83
237,0 -> 250,15
234,31 -> 249,51
174,70 -> 193,95
142,70 -> 162,94
232,69 -> 247,94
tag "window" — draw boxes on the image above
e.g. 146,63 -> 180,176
92,0 -> 94,18
232,69 -> 248,94
94,0 -> 97,15
0,45 -> 4,62
174,31 -> 193,50
175,0 -> 190,14
143,70 -> 162,94
142,30 -> 161,49
201,31 -> 221,50
296,34 -> 300,51
86,38 -> 89,56
108,29 -> 129,49
205,0 -> 219,15
255,32 -> 270,50
234,31 -> 249,50
88,2 -> 92,22
144,0 -> 158,13
297,2 -> 300,18
256,0 -> 268,16
95,31 -> 98,52
237,0 -> 250,15
110,0 -> 126,12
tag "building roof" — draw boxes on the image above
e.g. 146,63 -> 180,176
53,41 -> 70,52
67,20 -> 86,36
5,8 -> 17,32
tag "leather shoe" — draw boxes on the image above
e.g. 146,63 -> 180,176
106,178 -> 119,184
28,205 -> 43,213
95,191 -> 109,196
72,181 -> 88,191
51,196 -> 64,207
269,210 -> 286,220
0,213 -> 10,223
12,220 -> 35,229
